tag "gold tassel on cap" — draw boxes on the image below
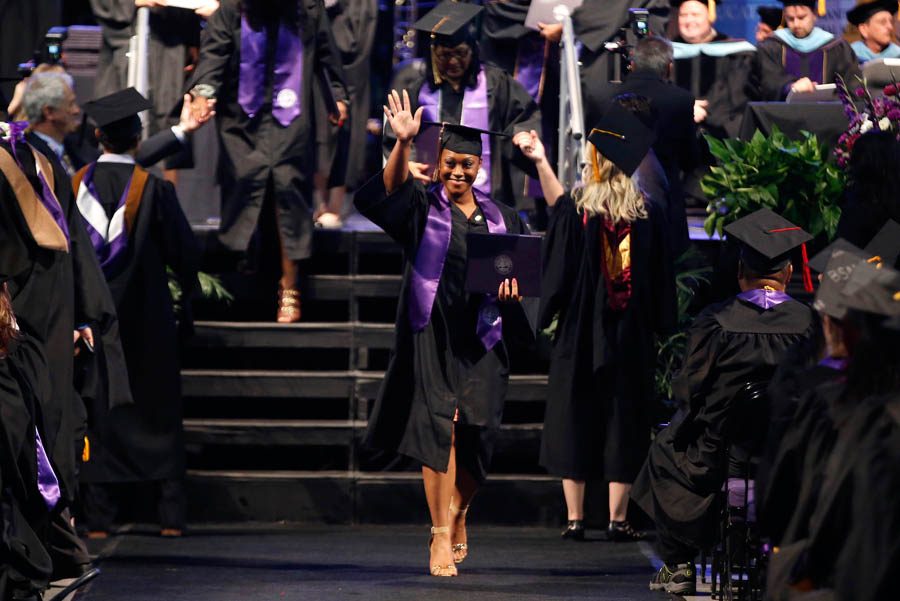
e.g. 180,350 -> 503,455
818,0 -> 826,16
709,0 -> 717,23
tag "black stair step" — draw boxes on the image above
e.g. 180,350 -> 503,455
307,274 -> 401,300
182,370 -> 548,401
190,321 -> 396,350
183,419 -> 543,447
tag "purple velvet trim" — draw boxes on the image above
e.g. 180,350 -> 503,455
418,69 -> 492,196
35,428 -> 60,510
79,162 -> 132,277
6,121 -> 70,244
783,46 -> 825,85
818,356 -> 849,371
239,15 -> 303,126
737,289 -> 793,310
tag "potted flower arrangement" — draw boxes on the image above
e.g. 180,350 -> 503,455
834,75 -> 900,168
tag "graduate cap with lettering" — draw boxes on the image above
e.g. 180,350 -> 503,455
724,208 -> 814,291
778,1 -> 826,17
670,1 -> 722,23
809,238 -> 867,273
847,0 -> 897,26
839,260 -> 900,317
813,245 -> 869,318
82,87 -> 151,137
757,6 -> 784,29
412,0 -> 483,46
587,103 -> 655,178
863,219 -> 900,267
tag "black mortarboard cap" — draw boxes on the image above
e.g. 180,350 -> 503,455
757,6 -> 784,29
779,0 -> 823,15
813,246 -> 868,318
863,219 -> 900,267
809,238 -> 865,273
847,0 -> 898,25
587,103 -> 655,177
82,87 -> 151,129
412,0 -> 483,46
422,121 -> 508,158
840,260 -> 900,317
724,208 -> 814,287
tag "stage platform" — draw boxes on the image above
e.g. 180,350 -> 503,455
71,523 -> 692,601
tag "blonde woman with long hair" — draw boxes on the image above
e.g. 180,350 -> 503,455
520,103 -> 677,541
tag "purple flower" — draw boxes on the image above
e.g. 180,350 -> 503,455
888,108 -> 900,121
856,87 -> 867,97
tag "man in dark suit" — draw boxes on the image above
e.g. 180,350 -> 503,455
584,36 -> 699,256
23,70 -> 211,174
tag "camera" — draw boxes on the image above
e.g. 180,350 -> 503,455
629,8 -> 650,39
17,27 -> 68,78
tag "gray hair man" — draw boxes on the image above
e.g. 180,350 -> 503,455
23,72 -> 81,175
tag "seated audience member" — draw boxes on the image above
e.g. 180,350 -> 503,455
73,89 -> 199,538
835,131 -> 900,264
756,0 -> 860,100
630,208 -> 818,596
669,0 -> 757,138
586,37 -> 699,255
756,5 -> 783,42
847,0 -> 900,62
767,260 -> 900,601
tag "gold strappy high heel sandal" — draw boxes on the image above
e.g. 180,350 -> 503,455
449,504 -> 469,563
428,526 -> 457,576
276,286 -> 301,323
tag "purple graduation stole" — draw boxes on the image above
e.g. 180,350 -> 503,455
737,288 -> 792,310
239,14 -> 303,127
409,185 -> 507,351
35,428 -> 60,510
418,69 -> 492,196
514,37 -> 547,198
0,121 -> 69,250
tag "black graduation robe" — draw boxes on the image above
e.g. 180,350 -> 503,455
0,334 -> 55,599
671,33 -> 758,140
2,139 -> 129,504
382,63 -> 542,210
572,0 -> 671,84
631,294 -> 816,549
480,0 -> 561,195
76,160 -> 199,483
354,173 -> 534,483
835,187 -> 900,268
538,192 -> 676,481
756,35 -> 861,101
188,0 -> 348,260
89,0 -> 202,137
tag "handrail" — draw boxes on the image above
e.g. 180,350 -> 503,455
126,6 -> 150,139
556,11 -> 585,189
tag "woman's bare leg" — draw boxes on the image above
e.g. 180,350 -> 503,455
608,482 -> 632,522
562,479 -> 586,520
422,429 -> 458,576
449,459 -> 478,562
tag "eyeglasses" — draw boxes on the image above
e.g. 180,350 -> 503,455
433,47 -> 472,62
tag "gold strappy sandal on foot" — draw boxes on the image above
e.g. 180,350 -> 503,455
428,526 -> 457,577
276,286 -> 301,323
449,504 -> 469,563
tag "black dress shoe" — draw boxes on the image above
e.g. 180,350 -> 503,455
561,520 -> 585,541
606,520 -> 645,542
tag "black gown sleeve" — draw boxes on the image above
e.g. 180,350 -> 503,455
354,171 -> 424,247
157,180 -> 201,297
647,200 -> 677,335
136,128 -> 183,168
538,192 -> 583,330
188,0 -> 237,94
487,66 -> 542,178
311,0 -> 349,105
88,0 -> 135,24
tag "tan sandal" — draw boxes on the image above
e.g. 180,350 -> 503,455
449,504 -> 469,563
276,286 -> 301,323
428,526 -> 457,577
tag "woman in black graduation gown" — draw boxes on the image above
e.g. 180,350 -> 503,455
189,0 -> 348,322
382,1 -> 541,211
520,104 -> 676,541
357,90 -> 532,576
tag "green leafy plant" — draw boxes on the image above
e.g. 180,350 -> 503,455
167,268 -> 233,316
654,247 -> 713,402
701,125 -> 846,242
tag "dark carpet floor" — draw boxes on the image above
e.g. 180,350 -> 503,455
74,524 -> 668,601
